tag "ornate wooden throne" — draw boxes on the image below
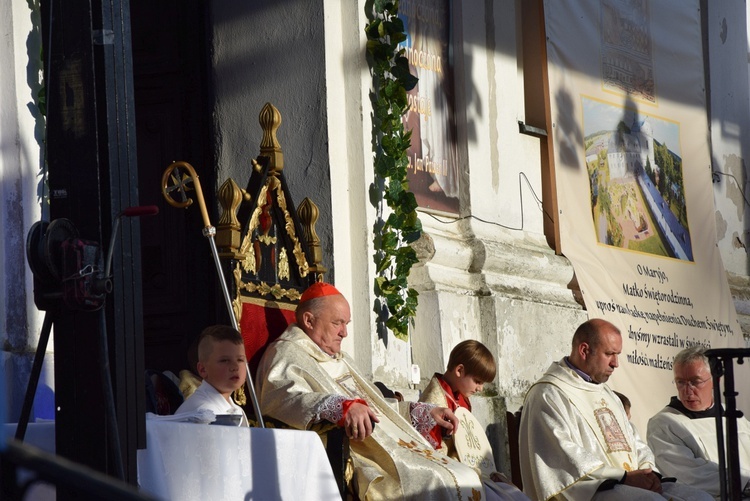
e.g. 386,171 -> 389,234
158,102 -> 347,496
215,102 -> 327,376
215,103 -> 349,496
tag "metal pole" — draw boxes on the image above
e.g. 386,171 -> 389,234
709,356 -> 728,501
162,162 -> 264,427
15,312 -> 54,442
204,227 -> 265,427
706,348 -> 750,501
722,360 -> 742,500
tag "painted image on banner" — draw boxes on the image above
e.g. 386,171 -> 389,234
399,0 -> 460,215
583,97 -> 692,261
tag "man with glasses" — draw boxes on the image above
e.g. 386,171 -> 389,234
647,346 -> 750,498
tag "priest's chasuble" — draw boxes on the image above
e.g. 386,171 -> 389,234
256,325 -> 485,500
520,359 -> 654,500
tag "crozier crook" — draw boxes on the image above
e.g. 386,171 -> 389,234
162,160 -> 265,428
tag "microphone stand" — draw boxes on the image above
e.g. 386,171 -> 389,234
705,348 -> 750,501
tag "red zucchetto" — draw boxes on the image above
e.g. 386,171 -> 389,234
299,282 -> 342,304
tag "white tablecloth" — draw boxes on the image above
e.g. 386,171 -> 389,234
137,420 -> 341,501
3,422 -> 56,453
3,422 -> 57,500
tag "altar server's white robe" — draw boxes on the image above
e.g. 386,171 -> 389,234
175,380 -> 249,426
419,375 -> 530,501
647,404 -> 750,498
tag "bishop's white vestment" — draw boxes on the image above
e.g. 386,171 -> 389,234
255,325 -> 485,500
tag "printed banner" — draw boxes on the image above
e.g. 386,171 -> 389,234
399,0 -> 460,215
544,0 -> 746,432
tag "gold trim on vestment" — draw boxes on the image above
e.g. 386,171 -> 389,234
335,362 -> 476,500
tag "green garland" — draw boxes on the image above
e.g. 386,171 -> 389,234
365,0 -> 422,341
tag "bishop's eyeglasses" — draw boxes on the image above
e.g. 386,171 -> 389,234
673,378 -> 710,390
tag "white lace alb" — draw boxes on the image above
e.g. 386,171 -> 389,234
314,394 -> 348,423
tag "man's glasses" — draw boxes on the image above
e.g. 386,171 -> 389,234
673,378 -> 710,390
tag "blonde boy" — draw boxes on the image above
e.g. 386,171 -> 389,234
175,325 -> 249,426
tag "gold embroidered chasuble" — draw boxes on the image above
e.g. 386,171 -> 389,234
256,325 -> 485,500
520,359 -> 655,500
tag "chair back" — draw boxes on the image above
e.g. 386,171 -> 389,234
238,298 -> 296,375
506,409 -> 523,490
216,102 -> 326,376
144,370 -> 184,415
215,104 -> 349,497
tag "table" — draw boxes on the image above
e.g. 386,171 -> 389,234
3,422 -> 57,500
6,421 -> 340,500
137,420 -> 340,500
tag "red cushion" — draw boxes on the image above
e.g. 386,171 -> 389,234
240,300 -> 296,375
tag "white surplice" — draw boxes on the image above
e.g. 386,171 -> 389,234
175,380 -> 249,426
647,404 -> 750,498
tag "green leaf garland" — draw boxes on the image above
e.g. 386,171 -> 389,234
365,0 -> 422,341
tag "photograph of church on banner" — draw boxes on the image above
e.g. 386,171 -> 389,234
399,0 -> 460,216
583,98 -> 692,261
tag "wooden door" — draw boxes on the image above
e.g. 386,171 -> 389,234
131,0 -> 217,375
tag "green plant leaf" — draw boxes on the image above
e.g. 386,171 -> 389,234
366,0 -> 422,341
386,316 -> 408,340
385,16 -> 405,34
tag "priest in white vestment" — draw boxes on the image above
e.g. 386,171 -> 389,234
255,282 -> 487,500
519,318 -> 712,501
647,346 -> 750,498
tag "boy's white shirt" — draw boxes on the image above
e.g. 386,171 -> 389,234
175,380 -> 248,426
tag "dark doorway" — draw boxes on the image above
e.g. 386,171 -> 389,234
130,1 -> 217,375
